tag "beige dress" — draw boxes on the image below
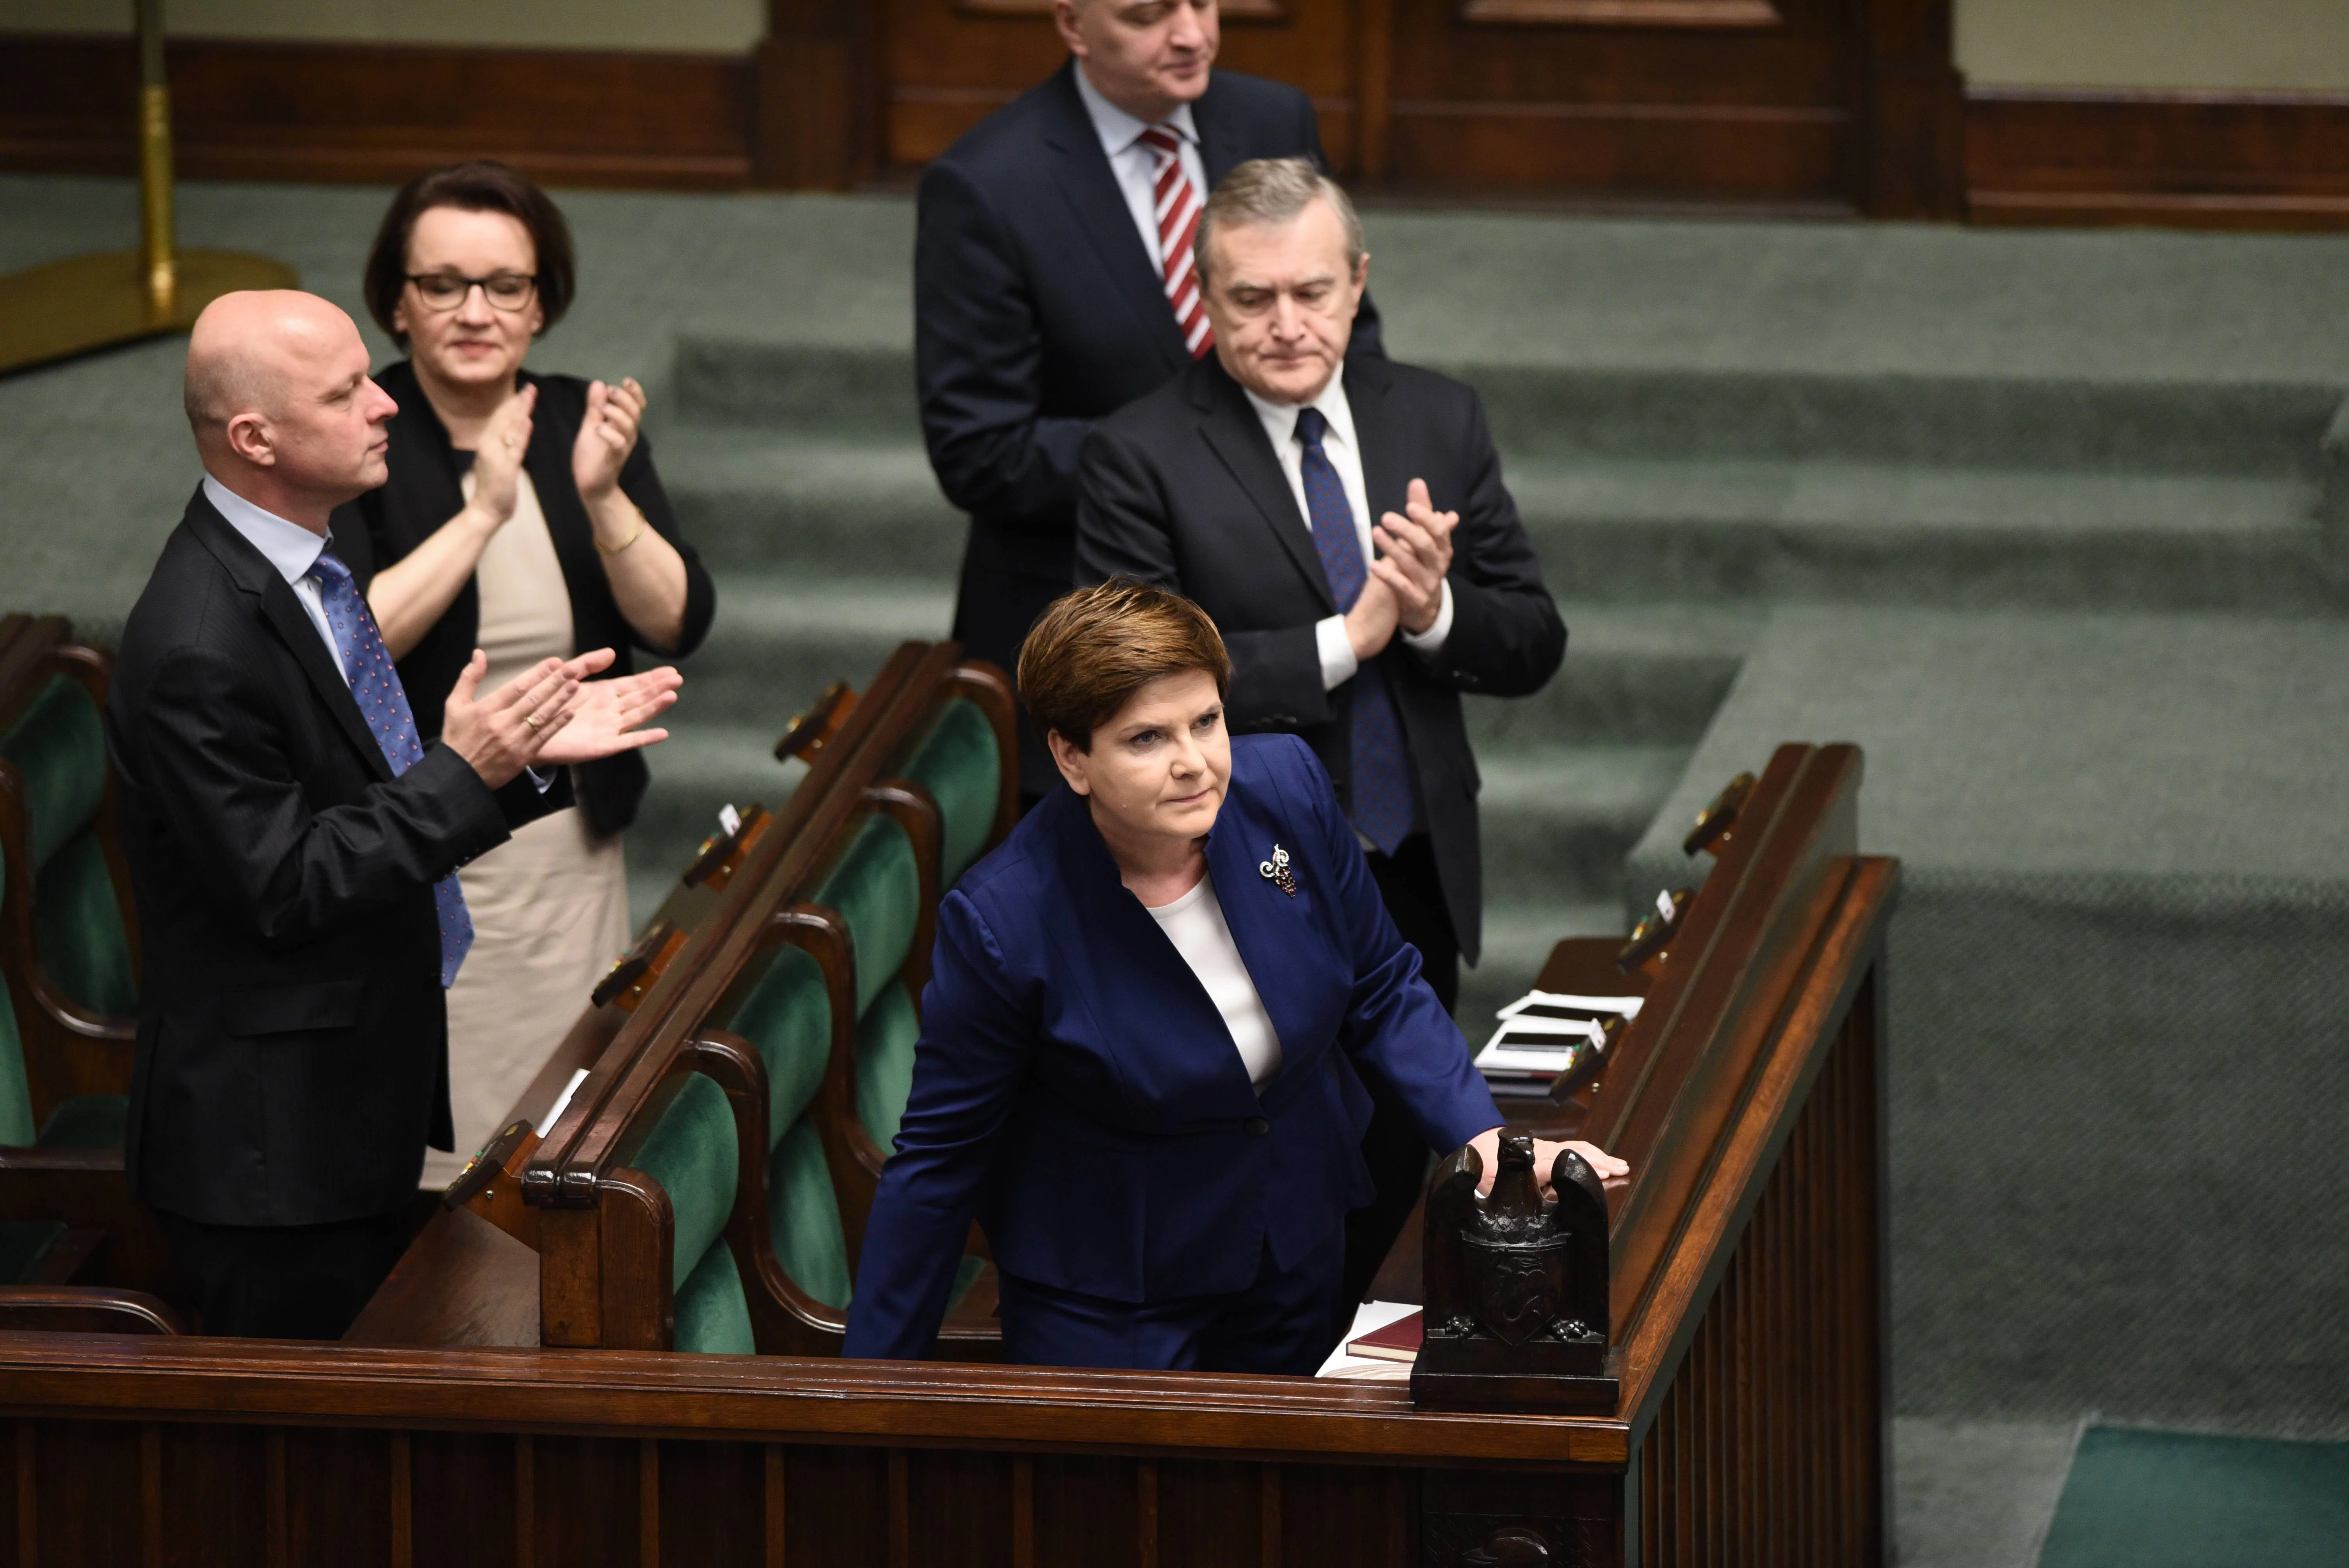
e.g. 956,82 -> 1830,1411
420,469 -> 634,1188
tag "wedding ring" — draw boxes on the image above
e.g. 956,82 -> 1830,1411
524,713 -> 542,731
502,436 -> 516,450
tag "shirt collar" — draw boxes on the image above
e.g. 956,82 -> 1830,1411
201,473 -> 330,587
1072,61 -> 1201,160
1242,361 -> 1355,454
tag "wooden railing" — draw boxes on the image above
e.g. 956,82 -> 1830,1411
0,704 -> 1895,1563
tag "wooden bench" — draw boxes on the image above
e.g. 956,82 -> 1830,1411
0,686 -> 1895,1563
0,613 -> 175,1324
351,640 -> 1019,1357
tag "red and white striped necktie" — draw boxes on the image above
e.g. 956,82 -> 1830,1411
1137,126 -> 1213,358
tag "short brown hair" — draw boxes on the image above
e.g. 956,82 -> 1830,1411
362,160 -> 576,351
1017,581 -> 1231,752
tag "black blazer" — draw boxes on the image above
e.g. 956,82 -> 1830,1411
916,60 -> 1383,722
106,489 -> 569,1227
1074,355 -> 1566,964
329,361 -> 716,838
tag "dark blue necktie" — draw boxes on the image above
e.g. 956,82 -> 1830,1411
1296,406 -> 1416,855
308,547 -> 475,988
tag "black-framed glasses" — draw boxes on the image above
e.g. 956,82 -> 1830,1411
406,272 -> 538,312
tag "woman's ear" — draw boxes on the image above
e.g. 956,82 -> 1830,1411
1045,729 -> 1092,796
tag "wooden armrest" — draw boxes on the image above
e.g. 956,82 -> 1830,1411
0,1287 -> 184,1336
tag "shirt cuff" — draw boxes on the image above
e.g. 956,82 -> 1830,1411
1316,615 -> 1359,692
1400,580 -> 1455,657
527,766 -> 556,793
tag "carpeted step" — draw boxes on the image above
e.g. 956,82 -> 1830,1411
1452,364 -> 2340,475
1477,743 -> 1694,909
1508,457 -> 2338,611
657,427 -> 964,579
675,573 -> 955,722
672,338 -> 918,439
1470,601 -> 1757,748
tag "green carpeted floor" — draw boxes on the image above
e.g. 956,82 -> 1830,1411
2039,1426 -> 2349,1568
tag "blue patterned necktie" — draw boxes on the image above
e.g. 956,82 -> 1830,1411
1296,406 -> 1417,855
307,547 -> 475,988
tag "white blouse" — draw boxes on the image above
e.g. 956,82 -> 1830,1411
1145,872 -> 1284,1088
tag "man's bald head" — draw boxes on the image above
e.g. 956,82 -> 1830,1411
185,290 -> 399,530
185,290 -> 350,439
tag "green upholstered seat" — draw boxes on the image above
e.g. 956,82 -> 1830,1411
902,698 -> 1001,886
0,971 -> 124,1151
629,1072 -> 738,1298
811,815 -> 920,1021
1,675 -> 135,1017
0,1220 -> 65,1285
854,981 -> 919,1153
0,972 -> 34,1148
768,1115 -> 853,1311
35,835 -> 134,1017
727,943 -> 832,1149
672,1236 -> 756,1355
34,1093 -> 126,1150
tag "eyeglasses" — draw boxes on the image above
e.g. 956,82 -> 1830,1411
405,272 -> 538,312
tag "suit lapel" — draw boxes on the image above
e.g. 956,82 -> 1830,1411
186,494 -> 396,783
1192,75 -> 1242,186
1042,63 -> 1189,374
1343,356 -> 1410,535
1190,362 -> 1338,615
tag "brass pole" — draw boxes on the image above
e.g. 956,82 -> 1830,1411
135,0 -> 176,324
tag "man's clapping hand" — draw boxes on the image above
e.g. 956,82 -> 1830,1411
1370,478 -> 1457,636
442,647 -> 679,789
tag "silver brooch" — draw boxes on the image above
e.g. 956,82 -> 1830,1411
1259,844 -> 1297,897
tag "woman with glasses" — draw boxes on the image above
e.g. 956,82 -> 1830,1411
339,161 -> 715,1183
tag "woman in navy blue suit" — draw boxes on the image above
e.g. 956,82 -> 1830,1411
843,583 -> 1625,1372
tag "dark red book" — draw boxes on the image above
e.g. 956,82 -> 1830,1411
1346,1310 -> 1424,1363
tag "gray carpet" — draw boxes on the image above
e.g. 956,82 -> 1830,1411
1629,607 -> 2349,1438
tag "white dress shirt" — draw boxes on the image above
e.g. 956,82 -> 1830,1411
1073,64 -> 1210,276
1145,871 -> 1283,1088
202,474 -> 344,680
1241,365 -> 1455,691
202,472 -> 551,789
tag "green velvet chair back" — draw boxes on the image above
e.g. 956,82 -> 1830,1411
0,973 -> 34,1149
0,673 -> 135,1017
627,1071 -> 753,1355
715,728 -> 981,1321
902,697 -> 1002,887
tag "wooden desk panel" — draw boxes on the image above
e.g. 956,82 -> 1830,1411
0,745 -> 1895,1566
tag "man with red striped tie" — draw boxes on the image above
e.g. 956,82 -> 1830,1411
915,0 -> 1381,805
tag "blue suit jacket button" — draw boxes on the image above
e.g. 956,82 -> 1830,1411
1244,1117 -> 1269,1137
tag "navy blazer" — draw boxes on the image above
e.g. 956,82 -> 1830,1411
843,734 -> 1499,1360
916,59 -> 1383,790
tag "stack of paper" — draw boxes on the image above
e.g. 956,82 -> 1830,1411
1472,990 -> 1641,1099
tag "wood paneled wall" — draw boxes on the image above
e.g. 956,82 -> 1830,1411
0,34 -> 752,190
1967,89 -> 2349,229
1,12 -> 2342,226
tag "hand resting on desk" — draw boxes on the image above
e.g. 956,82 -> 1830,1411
1469,1126 -> 1628,1198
